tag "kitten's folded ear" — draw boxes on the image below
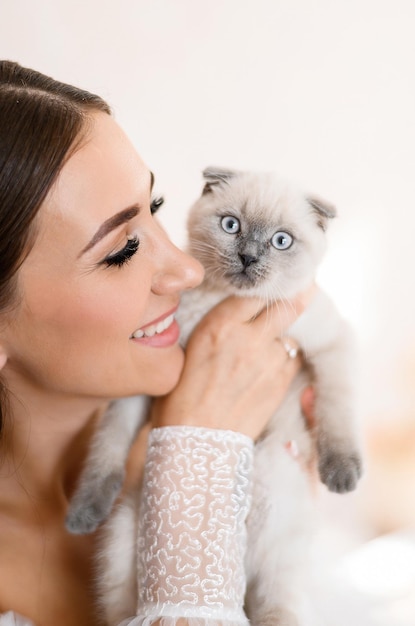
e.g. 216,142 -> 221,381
307,195 -> 337,231
202,166 -> 239,195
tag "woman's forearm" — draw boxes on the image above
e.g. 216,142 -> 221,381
122,426 -> 254,626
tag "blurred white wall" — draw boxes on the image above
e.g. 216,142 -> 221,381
1,0 -> 414,425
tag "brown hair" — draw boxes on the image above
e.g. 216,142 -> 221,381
0,60 -> 111,434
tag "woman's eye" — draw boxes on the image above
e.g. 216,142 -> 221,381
271,231 -> 293,250
103,236 -> 139,268
221,215 -> 240,234
150,195 -> 164,214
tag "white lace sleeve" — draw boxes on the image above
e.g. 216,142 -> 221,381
120,426 -> 254,626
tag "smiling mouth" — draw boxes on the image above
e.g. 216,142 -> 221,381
131,313 -> 176,339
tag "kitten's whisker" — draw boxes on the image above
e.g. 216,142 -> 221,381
190,240 -> 229,260
190,244 -> 230,268
263,284 -> 273,335
271,283 -> 297,335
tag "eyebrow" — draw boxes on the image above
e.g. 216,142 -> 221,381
80,171 -> 155,256
79,206 -> 139,256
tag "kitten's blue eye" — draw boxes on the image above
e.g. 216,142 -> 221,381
271,231 -> 293,250
221,216 -> 240,234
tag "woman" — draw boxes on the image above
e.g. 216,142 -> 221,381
0,61 -> 311,626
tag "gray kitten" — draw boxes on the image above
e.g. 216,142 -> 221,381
66,167 -> 362,626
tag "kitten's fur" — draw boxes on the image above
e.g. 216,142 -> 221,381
66,168 -> 362,626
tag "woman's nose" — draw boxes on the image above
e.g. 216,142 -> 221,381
151,236 -> 204,295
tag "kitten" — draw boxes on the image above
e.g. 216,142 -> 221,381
66,167 -> 363,625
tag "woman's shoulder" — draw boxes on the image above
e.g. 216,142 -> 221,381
0,612 -> 34,625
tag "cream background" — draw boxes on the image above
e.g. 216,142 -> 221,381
1,1 -> 415,622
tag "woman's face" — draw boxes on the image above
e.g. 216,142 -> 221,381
2,112 -> 204,400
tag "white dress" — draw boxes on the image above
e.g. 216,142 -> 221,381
1,426 -> 254,626
0,614 -> 34,625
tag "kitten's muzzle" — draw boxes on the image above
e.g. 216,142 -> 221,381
238,252 -> 258,269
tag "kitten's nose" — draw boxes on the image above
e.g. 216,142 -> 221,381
238,253 -> 257,269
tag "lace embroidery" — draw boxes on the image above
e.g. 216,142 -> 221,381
132,426 -> 254,626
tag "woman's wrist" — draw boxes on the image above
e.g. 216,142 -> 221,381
151,396 -> 261,440
149,423 -> 255,447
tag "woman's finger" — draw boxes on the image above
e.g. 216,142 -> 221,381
301,386 -> 316,428
202,284 -> 316,338
249,285 -> 317,336
276,336 -> 303,382
281,336 -> 301,360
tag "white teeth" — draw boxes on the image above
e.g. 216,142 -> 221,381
132,313 -> 175,339
156,321 -> 165,333
144,324 -> 157,337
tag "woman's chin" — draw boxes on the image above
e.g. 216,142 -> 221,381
152,372 -> 183,397
143,351 -> 185,397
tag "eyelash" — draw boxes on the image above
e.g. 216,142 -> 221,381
150,195 -> 164,214
102,196 -> 164,268
104,236 -> 139,268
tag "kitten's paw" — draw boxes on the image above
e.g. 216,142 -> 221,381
318,450 -> 362,493
65,470 -> 125,534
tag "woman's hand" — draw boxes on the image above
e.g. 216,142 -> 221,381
152,288 -> 315,440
